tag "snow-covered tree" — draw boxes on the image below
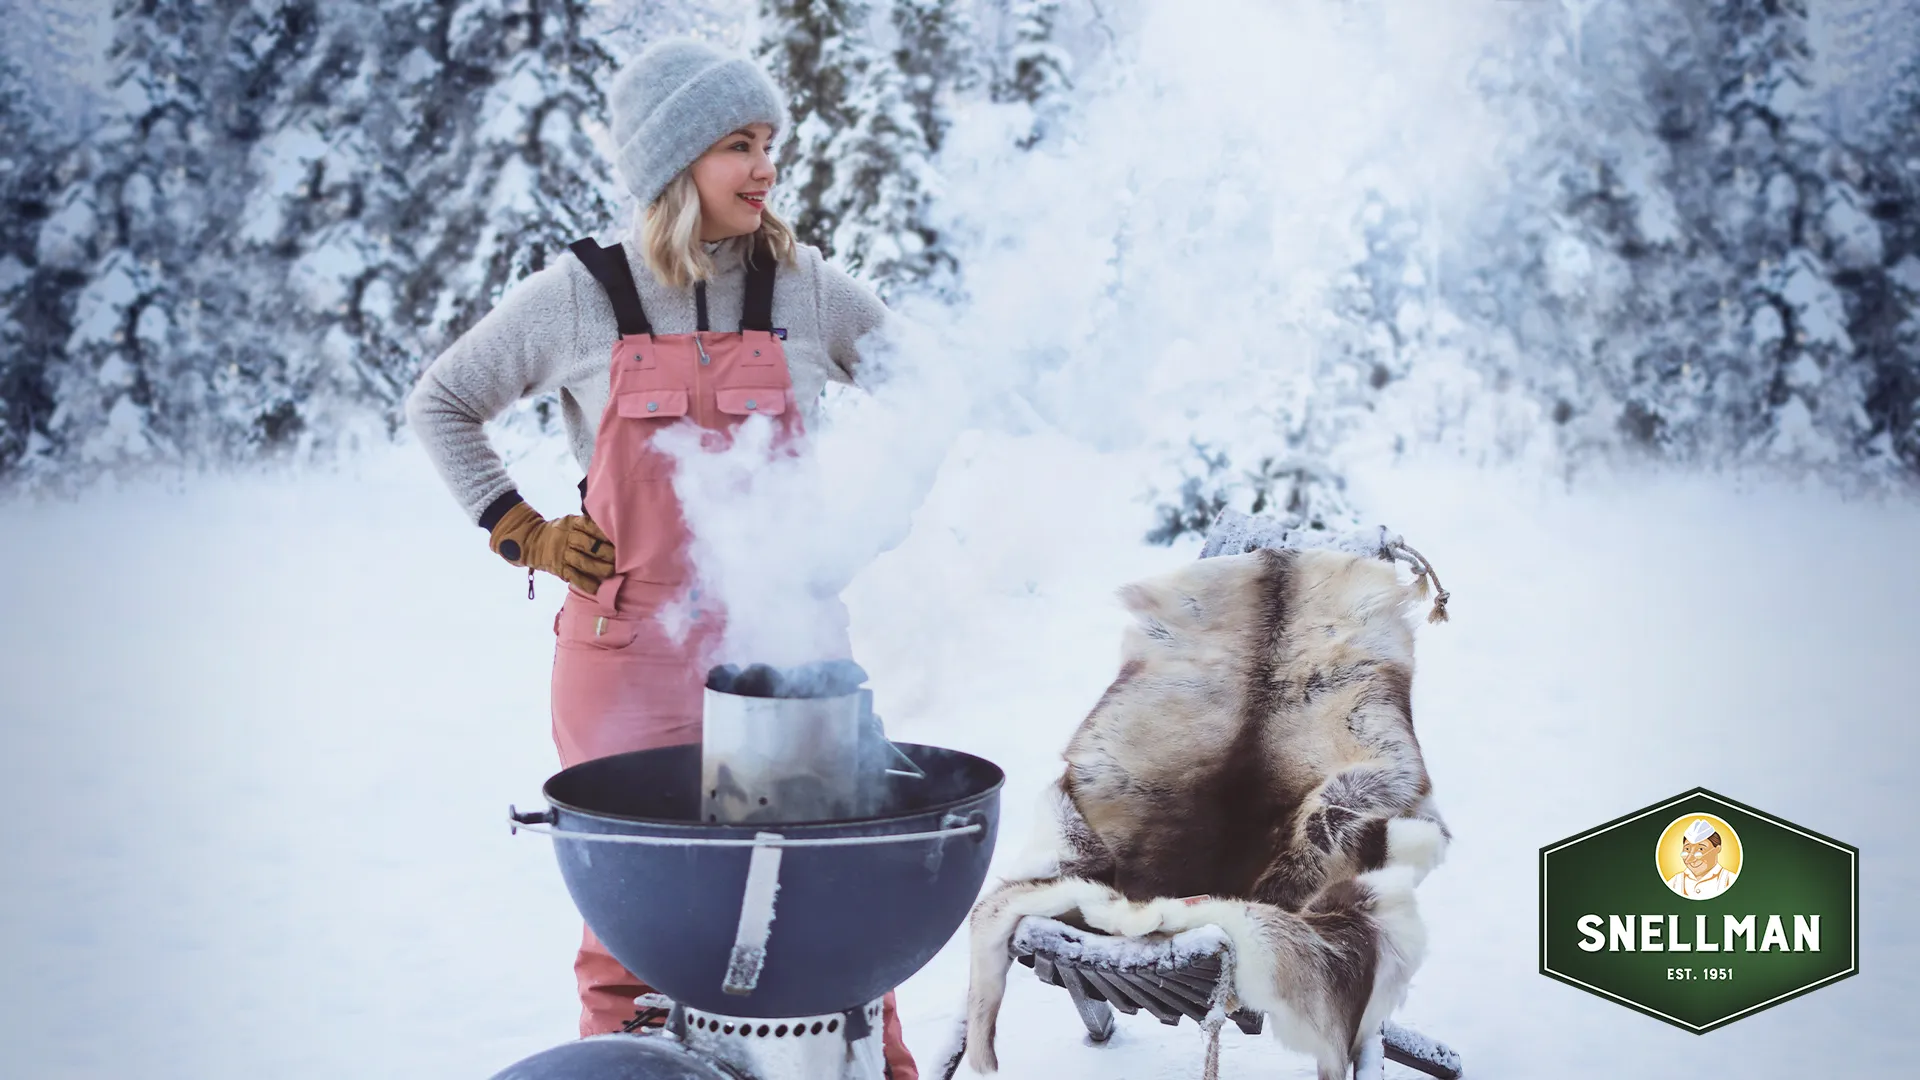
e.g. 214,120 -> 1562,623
757,0 -> 871,257
819,55 -> 953,299
1146,0 -> 1920,543
24,0 -> 234,475
995,0 -> 1072,149
892,0 -> 979,154
6,0 -> 1916,504
758,0 -> 959,301
1450,0 -> 1903,475
2,0 -> 629,489
1696,0 -> 1873,466
0,0 -> 100,473
339,0 -> 625,420
1819,0 -> 1920,473
1143,198 -> 1424,545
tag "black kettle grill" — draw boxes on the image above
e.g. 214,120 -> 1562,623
487,664 -> 1004,1080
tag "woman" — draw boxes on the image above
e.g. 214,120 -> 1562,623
405,38 -> 916,1078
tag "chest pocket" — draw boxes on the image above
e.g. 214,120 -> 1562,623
616,389 -> 689,478
714,387 -> 787,417
617,389 -> 689,420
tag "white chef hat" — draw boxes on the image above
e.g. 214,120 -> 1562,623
1683,818 -> 1719,845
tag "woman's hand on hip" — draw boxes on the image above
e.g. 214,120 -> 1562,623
488,501 -> 617,592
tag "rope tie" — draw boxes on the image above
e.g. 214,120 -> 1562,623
1385,536 -> 1451,624
1201,1011 -> 1224,1080
1200,944 -> 1239,1080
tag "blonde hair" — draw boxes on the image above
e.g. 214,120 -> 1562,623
641,170 -> 797,290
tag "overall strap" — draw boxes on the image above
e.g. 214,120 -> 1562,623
694,237 -> 775,332
740,234 -> 777,333
568,238 -> 651,336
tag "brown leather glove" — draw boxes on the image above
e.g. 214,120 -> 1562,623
488,501 -> 616,593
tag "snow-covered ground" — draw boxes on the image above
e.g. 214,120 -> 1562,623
2,433 -> 1916,1079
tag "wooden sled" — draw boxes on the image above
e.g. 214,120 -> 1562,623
1014,916 -> 1463,1080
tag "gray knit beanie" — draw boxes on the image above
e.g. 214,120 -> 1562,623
608,38 -> 790,210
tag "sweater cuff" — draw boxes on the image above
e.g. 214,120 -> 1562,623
478,490 -> 525,532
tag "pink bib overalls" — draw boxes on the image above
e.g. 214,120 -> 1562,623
550,237 -> 915,1078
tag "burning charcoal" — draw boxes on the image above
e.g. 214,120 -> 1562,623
781,659 -> 869,698
706,664 -> 741,693
782,661 -> 826,699
730,663 -> 785,698
822,659 -> 869,696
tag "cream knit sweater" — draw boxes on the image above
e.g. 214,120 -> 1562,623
406,232 -> 888,524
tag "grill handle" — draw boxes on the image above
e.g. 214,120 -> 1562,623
509,805 -> 559,834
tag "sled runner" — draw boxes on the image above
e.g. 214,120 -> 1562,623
1012,915 -> 1463,1079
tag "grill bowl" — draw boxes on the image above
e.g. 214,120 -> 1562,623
538,742 -> 1002,1018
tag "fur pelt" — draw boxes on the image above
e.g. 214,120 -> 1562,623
959,548 -> 1449,1079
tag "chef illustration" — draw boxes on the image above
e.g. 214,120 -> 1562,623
1666,817 -> 1739,900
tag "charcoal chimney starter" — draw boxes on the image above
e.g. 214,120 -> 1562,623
701,660 -> 919,825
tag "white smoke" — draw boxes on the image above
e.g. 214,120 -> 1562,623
661,0 -> 1522,670
654,315 -> 1000,667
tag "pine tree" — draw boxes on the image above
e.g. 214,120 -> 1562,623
756,0 -> 870,257
891,0 -> 978,155
758,0 -> 958,301
1457,0 -> 1896,475
1821,0 -> 1920,474
1,0 -> 628,489
872,0 -> 980,299
342,0 -> 623,421
996,0 -> 1072,149
1581,0 -> 1904,472
820,56 -> 950,300
0,0 -> 95,473
1690,0 -> 1865,465
29,0 -> 233,474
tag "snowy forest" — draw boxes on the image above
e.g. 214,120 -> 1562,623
3,0 -> 1918,540
5,6 -> 1920,1078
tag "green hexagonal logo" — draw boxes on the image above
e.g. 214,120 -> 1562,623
1540,788 -> 1857,1032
